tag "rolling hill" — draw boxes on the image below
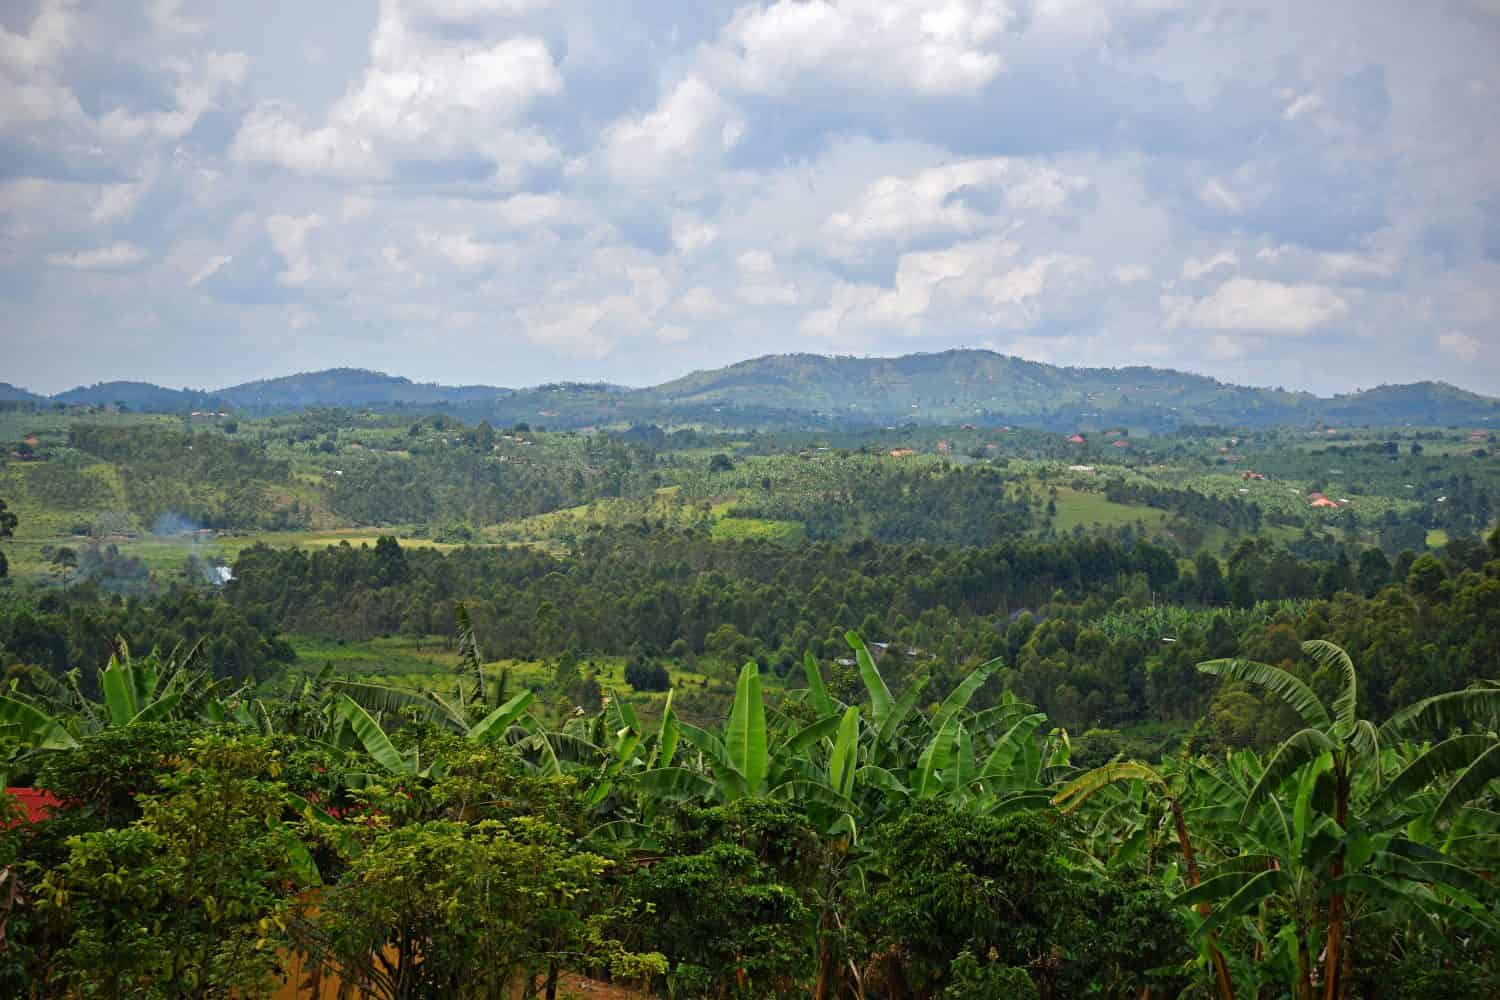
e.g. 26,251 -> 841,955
10,351 -> 1500,431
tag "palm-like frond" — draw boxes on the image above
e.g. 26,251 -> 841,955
845,631 -> 893,730
1302,640 -> 1357,738
333,681 -> 469,732
1379,688 -> 1500,742
1433,742 -> 1500,821
1053,761 -> 1164,813
1242,727 -> 1336,821
1198,657 -> 1331,731
1376,734 -> 1494,813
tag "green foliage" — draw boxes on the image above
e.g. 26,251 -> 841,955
942,953 -> 1038,1000
624,800 -> 819,998
32,734 -> 316,999
302,818 -> 617,999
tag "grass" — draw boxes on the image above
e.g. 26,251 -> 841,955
1049,487 -> 1172,534
710,516 -> 806,544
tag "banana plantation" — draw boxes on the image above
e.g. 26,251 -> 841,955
2,630 -> 1497,998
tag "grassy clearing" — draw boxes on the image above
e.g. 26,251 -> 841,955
710,516 -> 806,544
1049,487 -> 1171,534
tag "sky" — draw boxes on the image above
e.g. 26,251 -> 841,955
2,0 -> 1498,397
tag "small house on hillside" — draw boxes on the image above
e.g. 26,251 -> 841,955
1068,434 -> 1086,444
1112,439 -> 1130,448
1309,492 -> 1341,508
889,448 -> 915,458
1242,471 -> 1266,480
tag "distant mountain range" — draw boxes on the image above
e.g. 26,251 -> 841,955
12,351 -> 1500,432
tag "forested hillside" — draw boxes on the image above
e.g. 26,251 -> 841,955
14,350 -> 1500,431
2,401 -> 1497,998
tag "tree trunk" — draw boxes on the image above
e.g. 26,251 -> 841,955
1170,797 -> 1236,1000
544,958 -> 560,1000
1297,935 -> 1312,1000
815,909 -> 836,1000
1323,769 -> 1350,1000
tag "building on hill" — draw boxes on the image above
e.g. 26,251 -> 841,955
1068,434 -> 1086,444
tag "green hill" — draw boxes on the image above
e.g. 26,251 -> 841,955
220,368 -> 516,411
21,352 -> 1500,431
0,383 -> 48,404
52,381 -> 219,411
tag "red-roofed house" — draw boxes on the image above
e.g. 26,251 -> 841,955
1068,434 -> 1086,444
1113,439 -> 1130,448
4,787 -> 61,826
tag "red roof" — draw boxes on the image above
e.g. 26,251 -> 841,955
1113,439 -> 1130,447
4,787 -> 62,826
1068,434 -> 1086,444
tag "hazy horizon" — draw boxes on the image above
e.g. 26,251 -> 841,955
3,1 -> 1498,395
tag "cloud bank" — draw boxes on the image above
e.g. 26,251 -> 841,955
2,0 -> 1497,395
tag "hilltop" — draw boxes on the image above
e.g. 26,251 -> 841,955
9,350 -> 1499,431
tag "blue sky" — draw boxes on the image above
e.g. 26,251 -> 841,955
3,0 -> 1498,395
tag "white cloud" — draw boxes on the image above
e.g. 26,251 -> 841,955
603,76 -> 742,183
803,238 -> 1090,339
266,213 -> 325,286
1438,331 -> 1483,362
408,0 -> 559,20
421,228 -> 502,271
675,286 -> 729,318
147,0 -> 207,35
90,179 -> 151,225
188,254 -> 232,287
0,0 -> 78,77
1282,90 -> 1324,121
0,0 -> 84,131
232,1 -> 560,179
1316,250 -> 1397,280
1114,264 -> 1152,284
711,0 -> 1014,97
1164,277 -> 1349,335
671,213 -> 719,254
494,193 -> 565,228
1195,177 -> 1244,215
735,250 -> 799,306
99,51 -> 248,143
825,158 -> 1087,249
1181,250 -> 1237,280
45,241 -> 149,270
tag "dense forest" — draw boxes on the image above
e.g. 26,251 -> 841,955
2,404 -> 1497,998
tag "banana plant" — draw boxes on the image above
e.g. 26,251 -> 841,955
1056,759 -> 1237,1000
1,638 -> 206,752
635,661 -> 850,812
331,687 -> 537,782
0,693 -> 78,750
1372,685 -> 1500,823
1195,642 -> 1500,1000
